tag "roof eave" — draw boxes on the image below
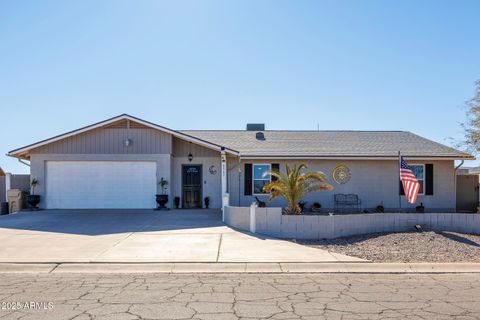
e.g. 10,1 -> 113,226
240,155 -> 475,160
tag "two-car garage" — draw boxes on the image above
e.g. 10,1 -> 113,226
45,161 -> 157,209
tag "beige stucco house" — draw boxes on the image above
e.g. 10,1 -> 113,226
7,114 -> 473,212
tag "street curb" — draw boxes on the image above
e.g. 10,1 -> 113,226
1,262 -> 480,274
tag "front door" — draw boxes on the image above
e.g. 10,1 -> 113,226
182,165 -> 202,208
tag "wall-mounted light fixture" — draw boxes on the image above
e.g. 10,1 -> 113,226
188,153 -> 193,162
124,139 -> 131,147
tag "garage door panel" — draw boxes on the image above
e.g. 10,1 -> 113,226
46,161 -> 157,209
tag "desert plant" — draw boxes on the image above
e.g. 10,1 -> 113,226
31,178 -> 38,195
263,163 -> 333,215
159,178 -> 169,195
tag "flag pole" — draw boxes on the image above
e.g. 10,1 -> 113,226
398,151 -> 402,212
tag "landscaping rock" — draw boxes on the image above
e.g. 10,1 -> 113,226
303,231 -> 480,262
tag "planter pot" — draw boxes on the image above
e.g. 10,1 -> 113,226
415,203 -> 425,213
155,194 -> 169,210
174,197 -> 180,209
416,206 -> 425,213
26,195 -> 40,210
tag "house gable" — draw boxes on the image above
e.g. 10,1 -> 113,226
172,137 -> 220,158
8,114 -> 238,160
30,125 -> 172,155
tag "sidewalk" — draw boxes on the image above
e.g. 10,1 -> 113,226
2,262 -> 480,274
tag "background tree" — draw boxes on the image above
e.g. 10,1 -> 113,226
460,80 -> 480,154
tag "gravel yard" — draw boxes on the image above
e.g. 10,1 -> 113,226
303,231 -> 480,262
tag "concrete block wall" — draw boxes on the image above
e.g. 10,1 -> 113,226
224,206 -> 480,240
224,206 -> 250,231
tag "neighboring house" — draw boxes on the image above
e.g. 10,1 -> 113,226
7,114 -> 473,211
457,166 -> 480,175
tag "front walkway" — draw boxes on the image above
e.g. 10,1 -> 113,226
0,209 -> 363,263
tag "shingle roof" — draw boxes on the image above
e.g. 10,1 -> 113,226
179,130 -> 473,159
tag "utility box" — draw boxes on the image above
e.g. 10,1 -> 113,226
7,189 -> 25,213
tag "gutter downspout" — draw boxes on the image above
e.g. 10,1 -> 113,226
454,160 -> 464,212
18,159 -> 30,167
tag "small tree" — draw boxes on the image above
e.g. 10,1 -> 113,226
460,80 -> 480,154
31,178 -> 38,195
263,163 -> 333,215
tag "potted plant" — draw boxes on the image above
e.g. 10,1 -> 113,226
416,202 -> 425,213
174,196 -> 180,209
26,178 -> 40,210
375,203 -> 385,213
263,163 -> 333,215
311,202 -> 322,213
204,196 -> 210,209
155,178 -> 169,210
254,196 -> 266,208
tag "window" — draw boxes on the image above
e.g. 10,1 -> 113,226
409,164 -> 424,195
253,164 -> 271,194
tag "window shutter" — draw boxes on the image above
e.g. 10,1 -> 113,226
271,163 -> 280,182
399,180 -> 405,195
425,164 -> 433,195
244,164 -> 252,196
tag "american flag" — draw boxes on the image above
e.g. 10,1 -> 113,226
400,156 -> 420,204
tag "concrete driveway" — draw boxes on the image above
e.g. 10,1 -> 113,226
0,209 -> 362,263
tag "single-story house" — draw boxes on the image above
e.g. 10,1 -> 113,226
7,114 -> 474,211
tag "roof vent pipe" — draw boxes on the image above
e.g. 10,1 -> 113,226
256,132 -> 265,140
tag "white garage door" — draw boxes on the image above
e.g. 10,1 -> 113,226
46,161 -> 157,209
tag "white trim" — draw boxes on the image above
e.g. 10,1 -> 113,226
252,163 -> 271,196
221,150 -> 228,212
8,114 -> 239,158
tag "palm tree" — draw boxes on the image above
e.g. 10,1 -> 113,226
263,163 -> 333,215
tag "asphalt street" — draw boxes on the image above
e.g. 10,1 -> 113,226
0,273 -> 479,319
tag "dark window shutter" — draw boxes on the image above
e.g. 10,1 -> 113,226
244,164 -> 252,196
425,164 -> 433,195
271,163 -> 280,181
399,180 -> 405,195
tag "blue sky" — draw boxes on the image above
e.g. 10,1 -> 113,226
1,0 -> 479,173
